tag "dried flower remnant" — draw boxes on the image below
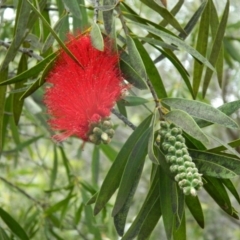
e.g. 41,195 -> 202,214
44,33 -> 127,144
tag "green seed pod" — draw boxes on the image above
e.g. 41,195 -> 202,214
93,127 -> 102,135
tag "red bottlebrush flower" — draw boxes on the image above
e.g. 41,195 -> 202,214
44,33 -> 126,142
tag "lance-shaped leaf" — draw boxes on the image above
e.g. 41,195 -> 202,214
120,58 -> 147,89
159,166 -> 178,240
13,54 -> 28,125
189,149 -> 240,177
0,207 -> 30,240
0,53 -> 56,86
122,176 -> 160,239
137,197 -> 161,240
90,23 -> 104,51
133,38 -> 167,98
165,109 -> 209,144
121,96 -> 150,106
162,98 -> 239,129
130,21 -> 215,71
185,195 -> 204,228
62,0 -> 82,19
112,128 -> 150,222
148,109 -> 159,164
140,0 -> 186,36
192,0 -> 209,97
94,115 -> 152,215
204,176 -> 239,219
126,35 -> 148,81
202,0 -> 229,97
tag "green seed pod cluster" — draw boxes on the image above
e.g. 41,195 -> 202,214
88,118 -> 115,145
159,121 -> 203,196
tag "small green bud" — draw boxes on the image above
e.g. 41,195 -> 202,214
93,127 -> 102,135
176,157 -> 184,165
174,142 -> 182,149
170,165 -> 178,173
167,136 -> 176,144
176,150 -> 183,157
178,166 -> 185,172
171,127 -> 181,136
169,156 -> 177,164
162,143 -> 171,151
168,146 -> 176,155
176,135 -> 185,143
103,120 -> 112,128
105,129 -> 115,138
101,132 -> 109,142
183,155 -> 192,162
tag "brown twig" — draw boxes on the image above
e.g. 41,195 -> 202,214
0,40 -> 43,61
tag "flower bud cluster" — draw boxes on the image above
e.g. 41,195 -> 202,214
159,121 -> 203,196
88,118 -> 115,145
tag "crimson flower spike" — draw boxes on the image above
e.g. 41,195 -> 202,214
44,33 -> 128,144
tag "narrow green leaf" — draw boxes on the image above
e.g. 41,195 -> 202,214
202,0 -> 229,97
42,13 -> 68,53
195,100 -> 240,128
185,195 -> 204,228
74,202 -> 84,225
26,0 -> 83,68
130,21 -> 215,71
222,179 -> 240,204
194,159 -> 237,179
0,53 -> 56,86
0,207 -> 30,240
13,54 -> 28,125
122,96 -> 149,106
139,37 -> 178,50
6,135 -> 43,153
62,0 -> 82,19
160,0 -> 184,27
148,110 -> 159,164
159,166 -> 177,240
92,145 -> 100,186
165,109 -> 209,144
189,149 -> 240,176
162,98 -> 239,129
0,68 -> 8,152
158,48 -> 193,97
113,128 -> 150,218
44,195 -> 75,215
94,115 -> 152,215
137,197 -> 161,240
207,134 -> 240,158
193,0 -> 209,97
120,58 -> 148,90
140,0 -> 186,36
133,38 -> 167,98
14,0 -> 32,47
100,144 -> 118,162
50,146 -> 58,190
20,78 -> 45,100
173,212 -> 186,240
204,176 -> 238,219
59,147 -> 71,183
90,23 -> 104,51
126,35 -> 147,81
0,226 -> 10,240
122,177 -> 160,239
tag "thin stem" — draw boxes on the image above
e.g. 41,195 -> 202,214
146,79 -> 164,120
0,176 -> 42,206
0,40 -> 44,61
116,5 -> 129,35
94,0 -> 100,23
111,108 -> 136,130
